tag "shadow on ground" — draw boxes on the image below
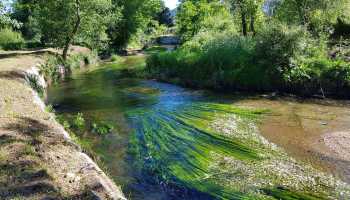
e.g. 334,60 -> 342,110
0,117 -> 100,200
0,70 -> 26,80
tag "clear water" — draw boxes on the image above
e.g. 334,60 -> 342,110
47,57 -> 349,200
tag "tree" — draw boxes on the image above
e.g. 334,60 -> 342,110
227,0 -> 264,36
11,0 -> 41,40
35,0 -> 112,60
157,7 -> 174,27
1,1 -> 21,29
108,0 -> 163,49
176,0 -> 233,42
274,0 -> 350,34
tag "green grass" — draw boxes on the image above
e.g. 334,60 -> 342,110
144,46 -> 168,54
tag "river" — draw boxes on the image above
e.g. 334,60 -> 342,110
47,55 -> 350,199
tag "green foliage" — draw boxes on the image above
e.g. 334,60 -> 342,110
144,45 -> 167,54
0,27 -> 25,50
274,0 -> 349,35
34,0 -> 112,55
176,1 -> 236,42
39,55 -> 63,83
108,0 -> 163,48
26,74 -> 44,97
226,0 -> 265,35
65,51 -> 98,69
73,112 -> 85,130
147,21 -> 350,97
11,0 -> 41,40
110,54 -> 121,62
45,104 -> 54,113
0,2 -> 22,29
127,20 -> 168,49
285,43 -> 350,97
91,122 -> 114,135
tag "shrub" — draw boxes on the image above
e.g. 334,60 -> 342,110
110,54 -> 121,62
0,28 -> 25,50
147,21 -> 350,97
26,74 -> 44,97
65,51 -> 98,69
39,55 -> 63,84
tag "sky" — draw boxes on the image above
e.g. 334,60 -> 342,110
163,0 -> 179,10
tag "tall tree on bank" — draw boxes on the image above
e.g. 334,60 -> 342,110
35,0 -> 112,60
274,0 -> 350,35
108,0 -> 162,49
11,0 -> 41,40
1,1 -> 21,29
176,0 -> 233,42
227,0 -> 264,36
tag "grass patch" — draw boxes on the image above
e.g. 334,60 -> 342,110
144,46 -> 168,54
26,74 -> 44,97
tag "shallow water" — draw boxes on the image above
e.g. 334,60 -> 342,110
47,56 -> 350,199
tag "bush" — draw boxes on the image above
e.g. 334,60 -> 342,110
147,21 -> 350,97
147,25 -> 302,91
110,54 -> 121,62
39,55 -> 64,84
26,74 -> 44,97
0,28 -> 25,50
65,51 -> 98,69
286,51 -> 350,97
73,113 -> 85,130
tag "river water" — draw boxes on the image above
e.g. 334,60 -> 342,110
47,56 -> 350,199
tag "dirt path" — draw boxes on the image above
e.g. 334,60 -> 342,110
0,52 -> 125,199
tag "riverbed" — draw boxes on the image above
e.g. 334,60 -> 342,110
47,55 -> 350,199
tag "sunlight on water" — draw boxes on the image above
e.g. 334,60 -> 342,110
47,57 -> 350,200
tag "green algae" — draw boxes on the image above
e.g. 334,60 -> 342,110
127,100 -> 349,199
47,56 -> 350,200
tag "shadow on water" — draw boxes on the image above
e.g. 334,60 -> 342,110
47,57 -> 346,200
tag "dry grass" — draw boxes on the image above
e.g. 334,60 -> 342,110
0,51 -> 125,200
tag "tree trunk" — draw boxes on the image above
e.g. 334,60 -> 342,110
241,12 -> 247,36
250,15 -> 256,36
63,0 -> 81,60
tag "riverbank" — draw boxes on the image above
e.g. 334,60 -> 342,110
0,51 -> 125,199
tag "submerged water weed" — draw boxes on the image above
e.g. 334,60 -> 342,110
91,122 -> 114,135
127,101 -> 350,199
47,63 -> 350,199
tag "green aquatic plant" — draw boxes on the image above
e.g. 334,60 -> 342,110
127,101 -> 349,199
73,113 -> 85,131
91,122 -> 114,135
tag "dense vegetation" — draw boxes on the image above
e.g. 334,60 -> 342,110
147,0 -> 350,98
0,0 -> 170,55
1,0 -> 350,97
